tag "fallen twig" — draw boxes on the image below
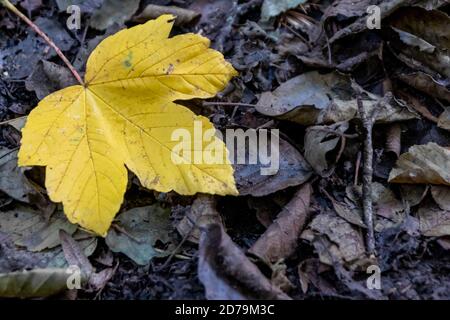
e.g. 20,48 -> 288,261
1,0 -> 84,86
357,97 -> 379,255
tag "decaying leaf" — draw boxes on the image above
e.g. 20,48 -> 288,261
419,203 -> 450,237
396,71 -> 450,103
60,230 -> 115,291
18,15 -> 238,236
260,0 -> 307,22
301,213 -> 366,267
176,195 -> 222,244
90,0 -> 140,30
371,182 -> 405,232
0,205 -> 97,270
305,122 -> 349,177
134,4 -> 200,26
389,7 -> 450,78
59,230 -> 94,277
25,60 -> 77,100
198,223 -> 291,300
55,0 -> 102,13
323,188 -> 366,228
400,184 -> 429,208
105,205 -> 171,265
0,205 -> 76,252
248,184 -> 311,264
234,136 -> 312,197
0,147 -> 46,206
0,268 -> 71,298
256,71 -> 416,126
438,108 -> 450,131
388,142 -> 450,185
431,186 -> 450,211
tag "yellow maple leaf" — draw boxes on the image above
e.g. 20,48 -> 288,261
18,15 -> 238,236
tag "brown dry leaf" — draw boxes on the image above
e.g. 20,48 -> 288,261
438,108 -> 450,131
400,184 -> 429,207
270,261 -> 294,293
301,213 -> 366,267
25,60 -> 77,100
176,195 -> 222,244
431,186 -> 450,211
396,71 -> 450,103
134,4 -> 200,25
388,142 -> 450,185
323,188 -> 366,228
59,230 -> 94,278
418,203 -> 450,237
198,224 -> 291,300
305,122 -> 349,177
389,7 -> 450,78
248,184 -> 311,264
385,123 -> 402,157
256,71 -> 416,126
371,182 -> 405,232
327,0 -> 447,43
0,268 -> 71,298
60,230 -> 115,291
234,137 -> 312,197
0,147 -> 48,208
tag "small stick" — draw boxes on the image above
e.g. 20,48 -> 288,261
357,96 -> 377,256
1,0 -> 84,86
354,151 -> 361,186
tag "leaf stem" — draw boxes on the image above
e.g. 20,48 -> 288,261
1,0 -> 85,86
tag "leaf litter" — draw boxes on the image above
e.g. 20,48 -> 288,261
1,0 -> 450,300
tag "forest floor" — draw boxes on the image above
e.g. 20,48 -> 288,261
1,0 -> 450,300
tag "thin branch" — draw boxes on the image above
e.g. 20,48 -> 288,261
1,0 -> 84,86
357,96 -> 377,256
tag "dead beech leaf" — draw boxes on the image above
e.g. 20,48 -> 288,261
0,268 -> 71,298
260,0 -> 307,22
0,147 -> 47,206
301,214 -> 366,266
326,0 -> 447,44
198,223 -> 291,300
305,122 -> 349,177
25,60 -> 77,100
89,0 -> 140,30
105,205 -> 171,266
385,124 -> 401,157
59,230 -> 94,277
438,108 -> 450,131
418,203 -> 450,237
431,186 -> 450,211
234,137 -> 312,197
176,195 -> 222,244
0,205 -> 77,252
18,15 -> 238,236
60,230 -> 115,291
400,184 -> 429,208
389,7 -> 450,78
134,4 -> 200,26
256,71 -> 415,126
371,182 -> 405,232
396,71 -> 450,103
388,142 -> 450,186
248,184 -> 311,264
323,188 -> 366,228
0,205 -> 97,271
